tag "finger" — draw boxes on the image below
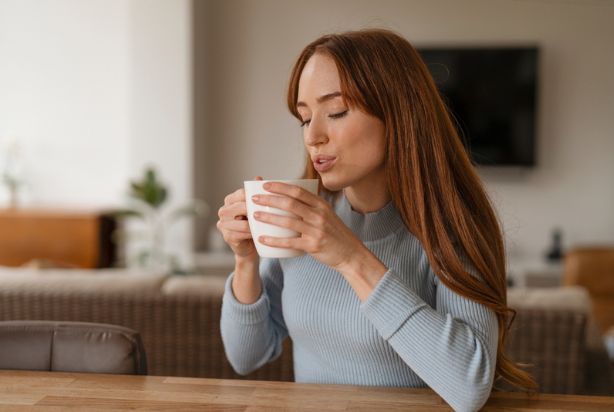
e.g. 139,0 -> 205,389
223,176 -> 263,218
219,202 -> 248,221
254,211 -> 317,236
261,181 -> 321,208
217,204 -> 247,220
251,194 -> 317,221
224,188 -> 246,206
217,219 -> 252,233
258,234 -> 303,250
226,231 -> 254,243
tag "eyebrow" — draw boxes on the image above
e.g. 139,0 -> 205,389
296,91 -> 343,109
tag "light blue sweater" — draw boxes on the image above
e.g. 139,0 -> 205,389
221,193 -> 498,412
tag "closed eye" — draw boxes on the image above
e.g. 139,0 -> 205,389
299,110 -> 348,128
329,110 -> 348,120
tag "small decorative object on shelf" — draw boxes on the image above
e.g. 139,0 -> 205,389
545,227 -> 564,262
113,166 -> 208,274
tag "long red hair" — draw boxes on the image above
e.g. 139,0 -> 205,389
287,28 -> 537,392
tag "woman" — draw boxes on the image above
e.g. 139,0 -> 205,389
216,29 -> 536,411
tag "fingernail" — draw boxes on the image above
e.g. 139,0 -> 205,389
254,212 -> 262,218
252,195 -> 260,202
263,182 -> 272,190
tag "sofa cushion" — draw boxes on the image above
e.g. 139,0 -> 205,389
507,286 -> 591,312
0,267 -> 168,294
508,286 -> 607,351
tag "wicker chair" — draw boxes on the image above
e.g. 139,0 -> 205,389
504,306 -> 586,393
506,286 -> 614,395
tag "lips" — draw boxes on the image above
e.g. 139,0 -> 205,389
312,155 -> 337,173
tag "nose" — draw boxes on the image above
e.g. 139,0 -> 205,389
304,116 -> 329,147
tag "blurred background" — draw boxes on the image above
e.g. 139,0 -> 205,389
0,0 -> 613,271
1,0 -> 614,394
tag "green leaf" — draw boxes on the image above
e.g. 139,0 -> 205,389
130,181 -> 144,196
128,166 -> 169,209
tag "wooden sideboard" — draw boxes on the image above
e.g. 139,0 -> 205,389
0,208 -> 117,268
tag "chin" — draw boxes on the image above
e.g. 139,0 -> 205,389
319,174 -> 347,192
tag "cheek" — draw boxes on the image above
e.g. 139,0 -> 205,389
362,145 -> 386,170
350,131 -> 386,167
344,112 -> 384,146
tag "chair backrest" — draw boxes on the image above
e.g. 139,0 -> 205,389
0,320 -> 147,375
563,247 -> 614,291
563,247 -> 614,333
506,286 -> 590,394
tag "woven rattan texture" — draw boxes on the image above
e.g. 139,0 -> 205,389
0,288 -> 601,393
503,309 -> 586,394
0,290 -> 293,381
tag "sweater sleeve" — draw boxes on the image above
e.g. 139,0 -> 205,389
220,257 -> 288,375
360,267 -> 498,412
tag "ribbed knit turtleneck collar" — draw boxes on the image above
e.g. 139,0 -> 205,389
335,191 -> 405,242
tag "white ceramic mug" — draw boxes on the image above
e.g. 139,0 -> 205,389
244,179 -> 319,258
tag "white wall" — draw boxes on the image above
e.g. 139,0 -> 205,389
0,0 -> 193,262
199,0 -> 614,261
0,0 -> 130,207
128,0 -> 194,263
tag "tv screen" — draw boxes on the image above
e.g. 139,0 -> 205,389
417,47 -> 538,166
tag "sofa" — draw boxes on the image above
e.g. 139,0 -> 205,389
0,267 -> 611,395
0,267 -> 293,382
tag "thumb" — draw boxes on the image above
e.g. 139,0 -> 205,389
255,176 -> 264,181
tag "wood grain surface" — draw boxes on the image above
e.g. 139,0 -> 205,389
1,370 -> 614,410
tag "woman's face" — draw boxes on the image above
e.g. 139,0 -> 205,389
296,53 -> 386,193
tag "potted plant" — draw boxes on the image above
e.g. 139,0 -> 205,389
114,167 -> 208,274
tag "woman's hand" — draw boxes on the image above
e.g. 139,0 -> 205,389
251,182 -> 363,271
216,177 -> 263,263
217,177 -> 265,304
252,181 -> 389,301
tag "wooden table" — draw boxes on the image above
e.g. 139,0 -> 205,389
1,370 -> 613,411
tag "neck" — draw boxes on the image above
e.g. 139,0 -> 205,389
343,174 -> 390,214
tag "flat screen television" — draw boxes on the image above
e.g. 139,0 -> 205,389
417,47 -> 539,166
